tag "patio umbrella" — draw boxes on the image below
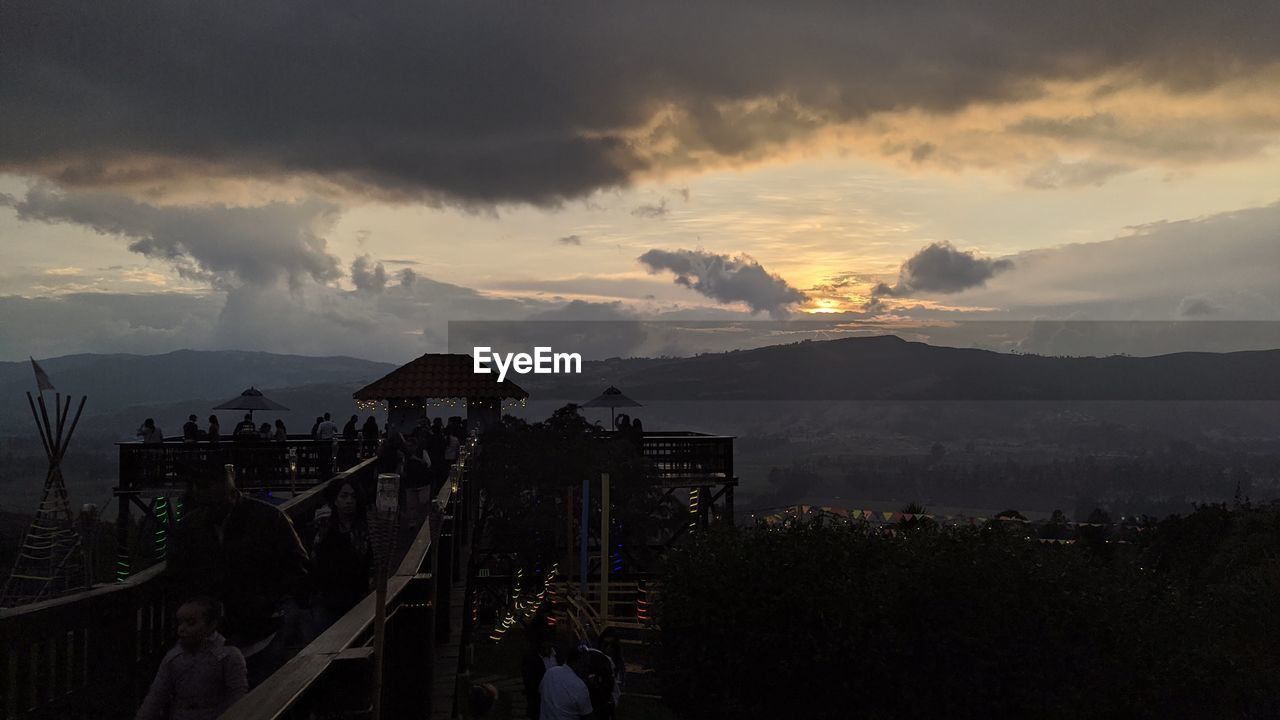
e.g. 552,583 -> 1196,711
213,386 -> 290,421
581,386 -> 643,428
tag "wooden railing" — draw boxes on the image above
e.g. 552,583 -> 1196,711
220,439 -> 477,720
117,436 -> 375,494
0,456 -> 383,720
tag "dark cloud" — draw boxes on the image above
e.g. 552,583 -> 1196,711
558,234 -> 584,246
6,186 -> 342,288
399,268 -> 417,289
638,248 -> 808,318
8,2 -> 1276,205
631,200 -> 669,219
350,255 -> 388,293
870,242 -> 1013,307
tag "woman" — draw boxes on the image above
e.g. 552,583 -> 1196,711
206,415 -> 220,444
258,422 -> 272,440
309,479 -> 372,636
272,419 -> 288,442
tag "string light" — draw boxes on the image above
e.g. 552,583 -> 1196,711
153,496 -> 169,560
689,488 -> 700,532
355,396 -> 527,411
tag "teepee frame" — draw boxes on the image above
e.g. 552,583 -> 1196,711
0,391 -> 90,607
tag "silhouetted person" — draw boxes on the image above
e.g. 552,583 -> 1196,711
342,414 -> 359,441
137,418 -> 164,443
232,414 -> 256,440
258,422 -> 272,440
272,419 -> 287,442
207,415 -> 221,445
315,413 -> 338,441
168,464 -> 309,687
136,596 -> 247,720
310,416 -> 323,440
360,412 -> 378,456
522,612 -> 559,719
308,478 -> 372,636
377,430 -> 406,475
183,415 -> 200,444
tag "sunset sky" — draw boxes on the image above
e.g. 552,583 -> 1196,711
2,2 -> 1278,361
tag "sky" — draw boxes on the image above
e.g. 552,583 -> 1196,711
2,1 -> 1279,362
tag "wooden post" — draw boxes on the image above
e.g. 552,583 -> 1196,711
372,472 -> 400,720
599,473 -> 610,621
579,478 -> 589,596
566,484 -> 575,587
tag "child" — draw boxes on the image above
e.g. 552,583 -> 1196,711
136,597 -> 248,720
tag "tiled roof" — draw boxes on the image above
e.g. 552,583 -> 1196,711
353,353 -> 529,400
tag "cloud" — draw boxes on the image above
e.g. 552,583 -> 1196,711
870,242 -> 1013,307
399,268 -> 417,289
350,255 -> 388,293
638,248 -> 808,318
1176,296 -> 1220,318
557,234 -> 584,246
6,186 -> 342,289
630,200 -> 669,219
7,2 -> 1279,204
944,201 -> 1280,321
1023,158 -> 1133,189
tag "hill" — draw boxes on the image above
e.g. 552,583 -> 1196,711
520,335 -> 1280,401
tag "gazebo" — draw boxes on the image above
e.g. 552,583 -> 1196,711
353,353 -> 529,434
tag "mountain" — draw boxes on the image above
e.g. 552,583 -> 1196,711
520,335 -> 1280,401
0,350 -> 396,432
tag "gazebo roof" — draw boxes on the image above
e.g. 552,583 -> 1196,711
353,353 -> 529,401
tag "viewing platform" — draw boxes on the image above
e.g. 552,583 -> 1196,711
116,435 -> 371,496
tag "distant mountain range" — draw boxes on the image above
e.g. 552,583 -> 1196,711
0,350 -> 396,434
520,335 -> 1280,401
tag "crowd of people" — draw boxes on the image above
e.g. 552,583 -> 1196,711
138,412 -> 478,718
141,412 -> 386,446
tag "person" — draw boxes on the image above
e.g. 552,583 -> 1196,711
522,622 -> 559,720
137,418 -> 164,443
310,416 -> 323,440
580,643 -> 617,720
316,413 -> 339,441
183,415 -> 200,444
168,463 -> 309,687
136,596 -> 247,720
377,430 -> 406,476
361,415 -> 380,451
308,479 -> 372,636
258,422 -> 272,440
405,420 -> 432,494
443,428 -> 461,470
207,415 -> 221,445
232,414 -> 257,440
539,645 -> 594,720
272,419 -> 288,442
342,414 -> 359,441
426,421 -> 447,488
596,631 -> 626,716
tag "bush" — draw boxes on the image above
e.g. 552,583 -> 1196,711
659,506 -> 1280,719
